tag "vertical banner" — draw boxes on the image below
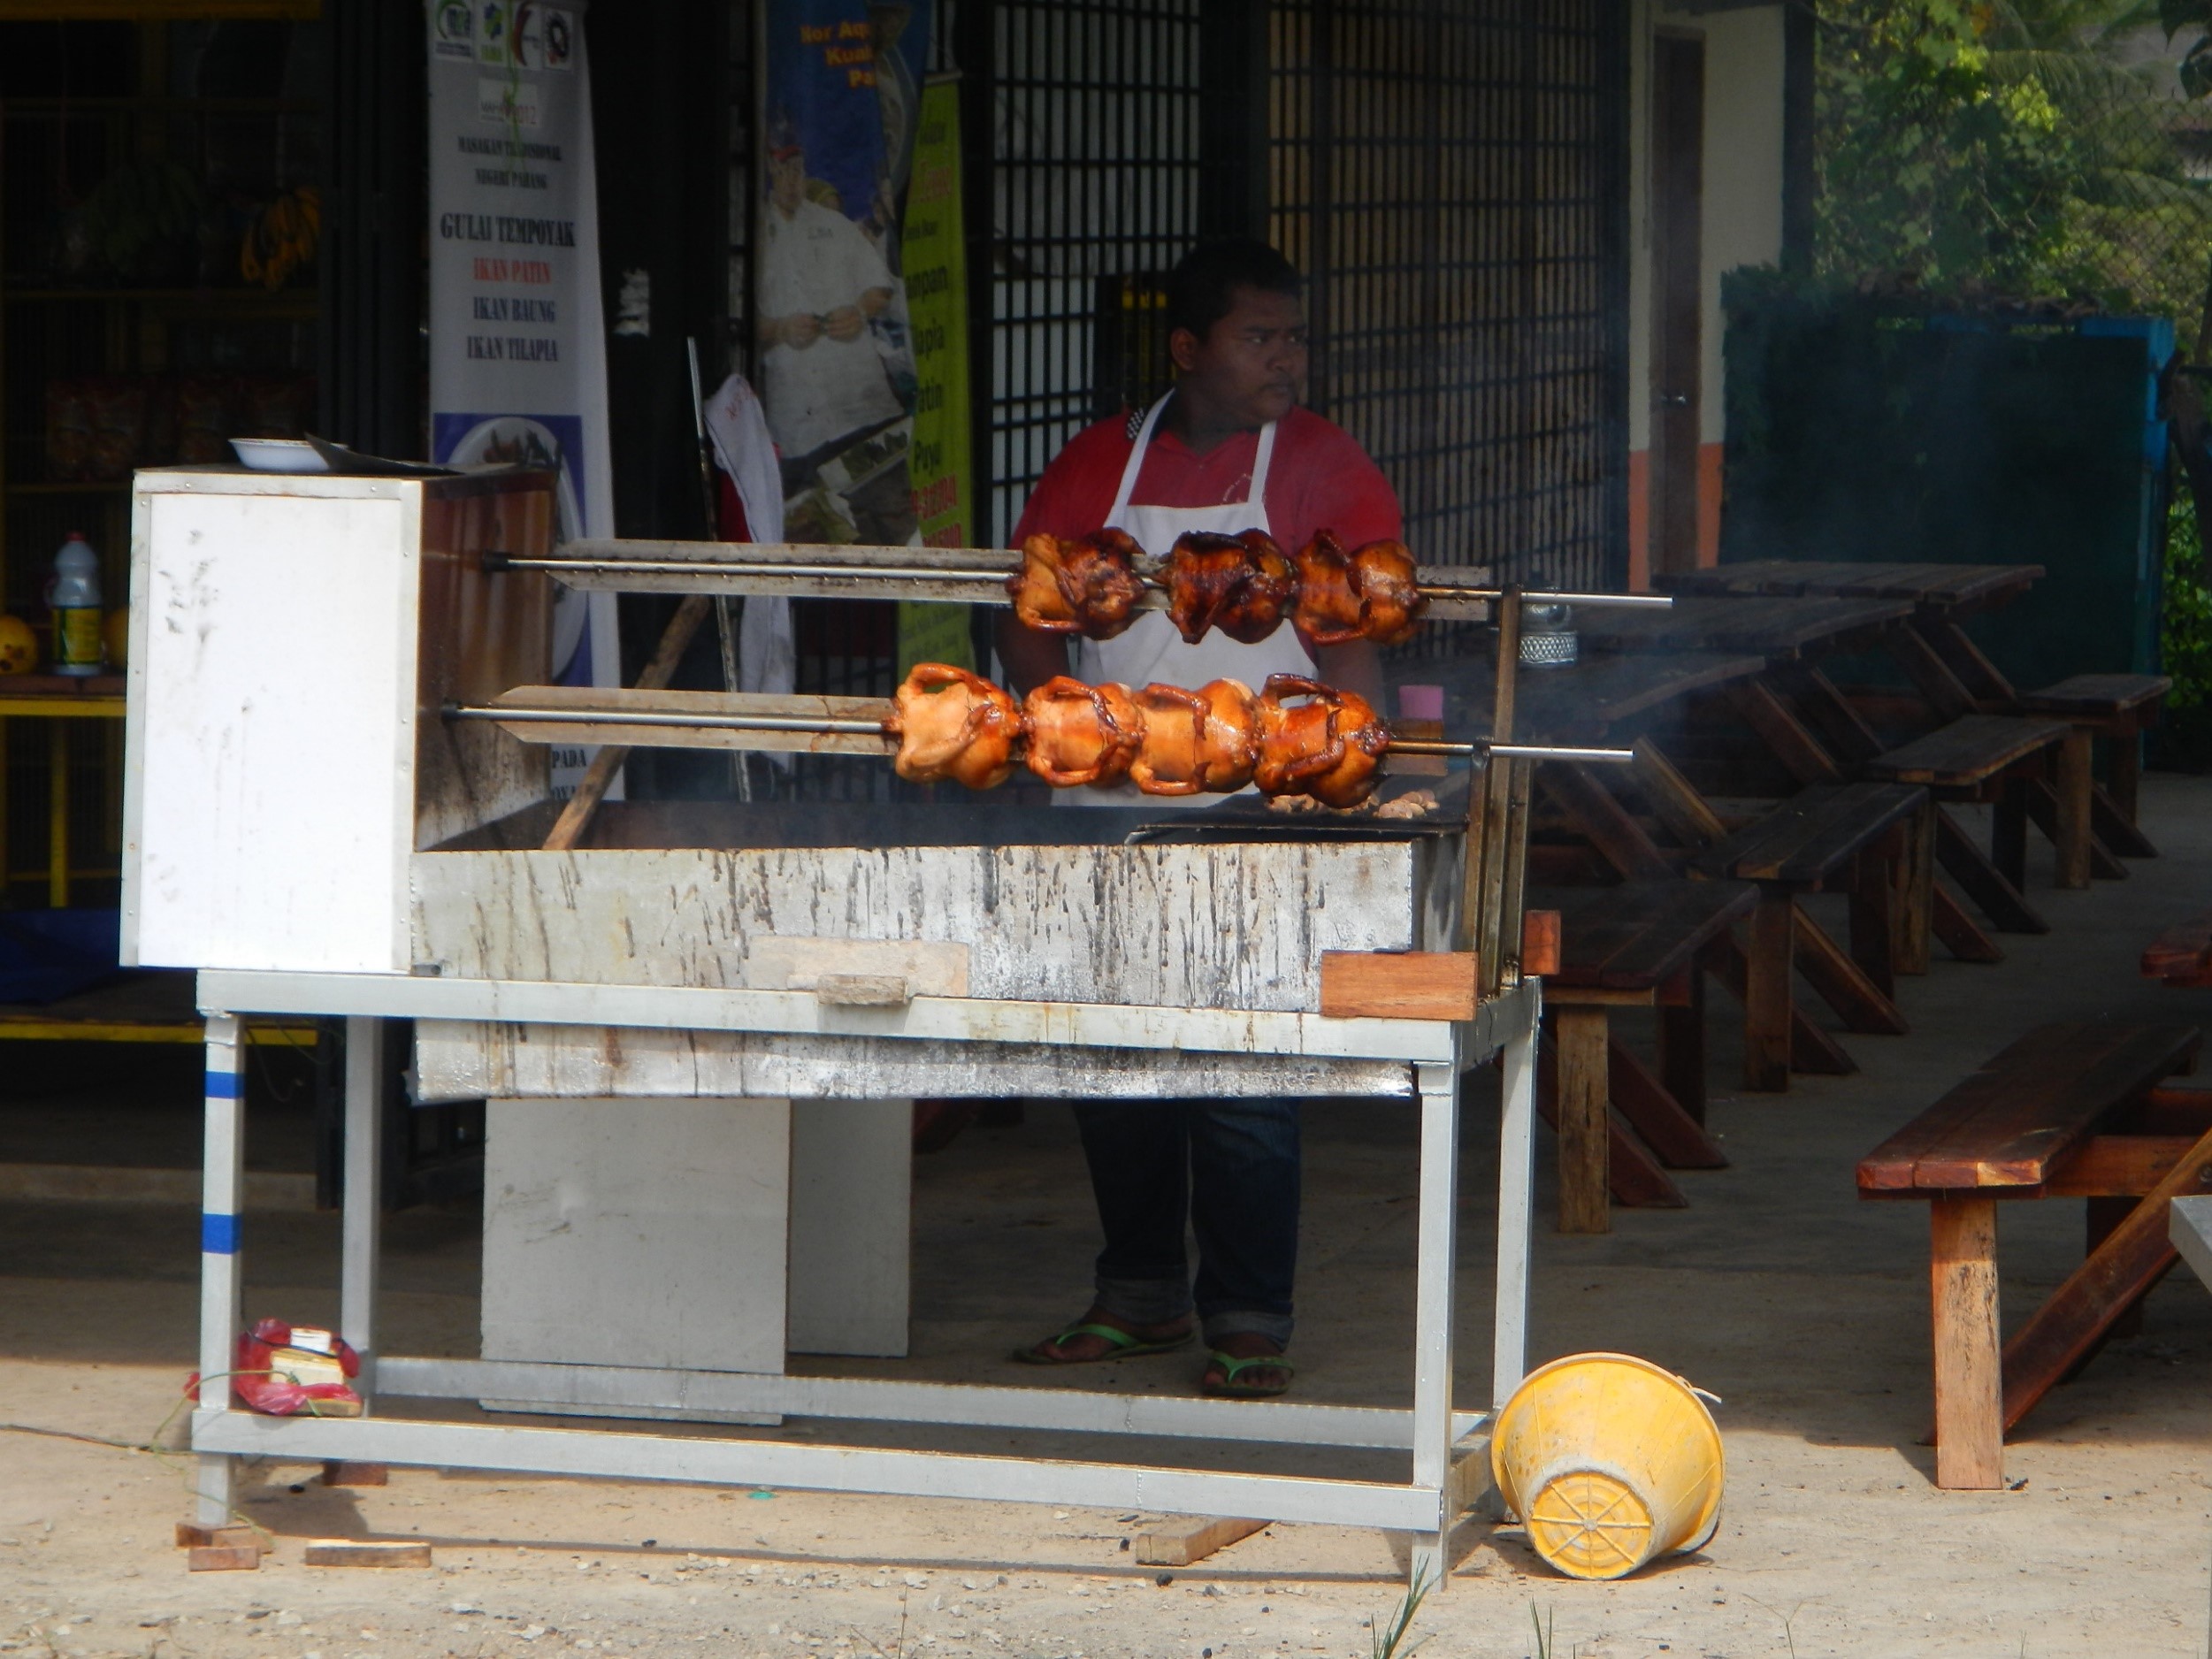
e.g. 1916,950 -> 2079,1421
894,75 -> 973,674
757,3 -> 963,667
426,0 -> 617,741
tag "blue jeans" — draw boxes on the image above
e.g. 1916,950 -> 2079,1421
1071,1097 -> 1300,1348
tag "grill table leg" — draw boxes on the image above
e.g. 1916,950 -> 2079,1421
1493,1015 -> 1537,1411
196,1013 -> 244,1525
341,1017 -> 384,1401
1410,1059 -> 1463,1593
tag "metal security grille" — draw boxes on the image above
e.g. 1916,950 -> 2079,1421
1269,0 -> 1628,596
968,0 -> 1207,547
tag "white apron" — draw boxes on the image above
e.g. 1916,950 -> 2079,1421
1061,394 -> 1316,807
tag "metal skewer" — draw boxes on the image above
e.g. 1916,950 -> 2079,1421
446,700 -> 1634,767
485,545 -> 1674,615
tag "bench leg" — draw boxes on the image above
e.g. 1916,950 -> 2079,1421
1932,881 -> 2004,963
2109,716 -> 2142,825
1848,838 -> 1899,1000
1796,906 -> 1907,1036
1607,1036 -> 1726,1168
1557,1006 -> 1611,1235
1744,891 -> 1795,1093
2054,730 -> 2093,891
2024,777 -> 2126,881
1896,801 -> 1935,976
1935,807 -> 2047,934
1657,958 -> 1708,1125
1710,932 -> 1857,1076
1930,1195 -> 2003,1490
1992,779 -> 2030,895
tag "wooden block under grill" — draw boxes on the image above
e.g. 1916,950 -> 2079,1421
176,1522 -> 258,1549
188,1543 -> 263,1571
1133,1516 -> 1268,1567
304,1540 -> 434,1568
1319,952 -> 1477,1021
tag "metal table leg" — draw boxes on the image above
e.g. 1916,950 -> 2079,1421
1493,1000 -> 1538,1408
340,1016 -> 384,1400
195,1013 -> 244,1525
1408,1056 -> 1463,1593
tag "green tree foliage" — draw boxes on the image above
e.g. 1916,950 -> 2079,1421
1817,0 -> 2212,317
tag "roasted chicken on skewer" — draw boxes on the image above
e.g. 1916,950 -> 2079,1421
1255,673 -> 1391,809
1022,676 -> 1145,788
1005,529 -> 1149,638
1290,532 -> 1426,649
1162,529 -> 1297,645
1129,677 -> 1261,796
886,663 -> 1025,790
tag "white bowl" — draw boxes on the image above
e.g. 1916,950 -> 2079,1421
229,438 -> 329,474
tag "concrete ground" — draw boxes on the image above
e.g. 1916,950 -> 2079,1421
3,775 -> 2210,1658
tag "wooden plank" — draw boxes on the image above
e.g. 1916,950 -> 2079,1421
1931,1196 -> 2003,1489
2045,1135 -> 2197,1196
188,1544 -> 262,1572
1724,680 -> 1843,786
1319,952 -> 1478,1021
1934,808 -> 2047,935
2022,673 -> 2172,716
1795,903 -> 1907,1036
2024,776 -> 2124,883
1885,627 -> 1978,723
1743,891 -> 1795,1092
544,594 -> 712,852
2000,1121 -> 2212,1435
1856,1024 -> 2201,1191
2141,911 -> 2212,982
1536,1044 -> 1688,1210
1537,763 -> 1675,881
175,1523 -> 259,1549
1628,738 -> 1730,848
303,1540 -> 434,1569
1867,715 -> 2070,789
1897,801 -> 1936,974
1133,1517 -> 1268,1568
1607,1037 -> 1727,1168
1932,881 -> 2004,963
1520,910 -> 1561,978
1701,784 -> 1924,885
2140,1087 -> 2212,1134
1556,1008 -> 1611,1234
1704,931 -> 1859,1077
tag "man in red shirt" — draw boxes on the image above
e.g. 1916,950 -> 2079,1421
1002,241 -> 1405,1398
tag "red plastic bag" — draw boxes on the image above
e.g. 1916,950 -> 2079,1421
187,1319 -> 364,1417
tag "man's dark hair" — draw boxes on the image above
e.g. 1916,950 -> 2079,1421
1166,240 -> 1302,342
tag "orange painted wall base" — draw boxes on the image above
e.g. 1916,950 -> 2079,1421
1625,441 -> 1724,591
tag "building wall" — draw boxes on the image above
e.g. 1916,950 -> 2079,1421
1625,1 -> 1786,587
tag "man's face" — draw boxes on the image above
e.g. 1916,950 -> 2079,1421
769,151 -> 807,214
1174,285 -> 1309,429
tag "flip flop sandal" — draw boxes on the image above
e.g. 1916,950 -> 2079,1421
1202,1349 -> 1297,1399
1011,1321 -> 1195,1365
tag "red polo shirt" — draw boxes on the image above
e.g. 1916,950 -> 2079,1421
1012,403 -> 1403,554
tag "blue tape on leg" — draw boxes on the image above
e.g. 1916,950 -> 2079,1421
203,1070 -> 241,1099
201,1212 -> 241,1254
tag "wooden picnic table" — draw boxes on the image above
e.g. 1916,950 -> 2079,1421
1575,592 -> 1916,660
1657,561 -> 2044,615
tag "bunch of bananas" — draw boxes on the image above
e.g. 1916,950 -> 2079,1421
240,186 -> 319,291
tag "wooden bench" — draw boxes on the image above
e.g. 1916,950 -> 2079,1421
1692,781 -> 1927,1091
2021,673 -> 2170,859
1856,1022 -> 2206,1488
1864,715 -> 2079,924
1533,879 -> 1752,1234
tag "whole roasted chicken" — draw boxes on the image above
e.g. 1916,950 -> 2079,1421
1129,677 -> 1261,796
1022,676 -> 1144,789
1255,673 -> 1391,808
1290,532 -> 1427,649
1005,529 -> 1149,638
885,663 -> 1024,790
1162,529 -> 1297,645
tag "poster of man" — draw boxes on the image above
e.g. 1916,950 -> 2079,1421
758,2 -> 931,551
